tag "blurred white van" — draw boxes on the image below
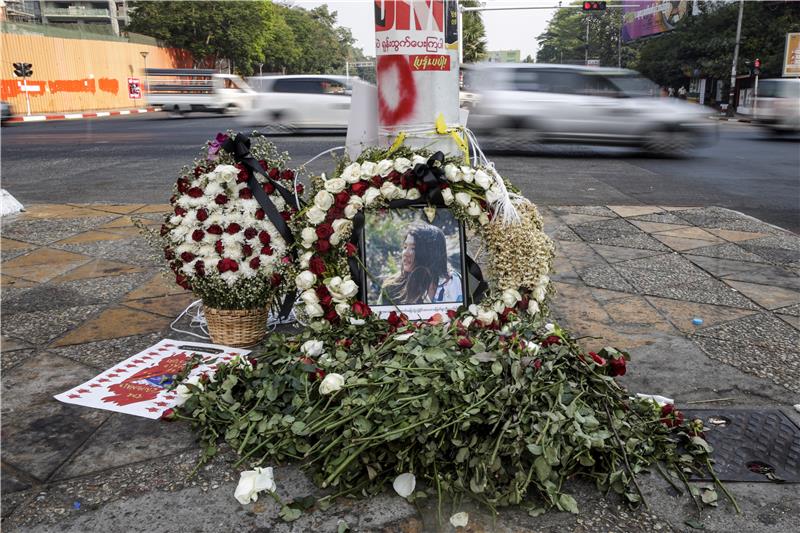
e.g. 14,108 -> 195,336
753,78 -> 800,134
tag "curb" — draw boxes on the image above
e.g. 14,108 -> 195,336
5,107 -> 161,123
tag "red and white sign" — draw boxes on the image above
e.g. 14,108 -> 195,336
54,339 -> 250,419
374,0 -> 460,140
128,77 -> 142,99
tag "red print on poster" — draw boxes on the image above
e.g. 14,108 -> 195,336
377,55 -> 417,125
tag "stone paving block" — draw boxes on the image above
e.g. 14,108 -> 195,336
1,247 -> 90,269
1,348 -> 38,372
132,204 -> 171,214
627,220 -> 691,234
652,278 -> 761,310
674,209 -> 785,234
1,335 -> 32,352
122,293 -> 197,319
550,205 -> 617,217
644,296 -> 758,334
652,234 -> 725,252
722,264 -> 800,291
738,240 -> 800,266
778,314 -> 800,330
1,305 -> 104,346
50,306 -> 170,347
613,252 -> 705,275
1,237 -> 38,250
722,280 -> 800,310
555,240 -> 604,263
705,228 -> 770,242
550,282 -> 613,325
774,303 -> 800,317
0,275 -> 37,288
627,212 -> 691,225
588,243 -> 663,264
48,258 -> 145,283
572,229 -> 670,251
607,205 -> 665,218
684,254 -> 765,277
1,469 -> 32,518
558,213 -> 615,226
97,225 -> 152,238
548,225 -> 581,241
48,332 -> 166,370
613,264 -> 709,294
1,216 -> 119,245
17,204 -> 111,220
685,242 -> 769,263
650,226 -> 722,242
53,230 -> 127,245
693,312 -> 800,350
124,272 -> 189,301
52,238 -> 162,268
72,203 -> 146,215
602,296 -> 678,336
53,413 -> 196,480
576,264 -> 636,293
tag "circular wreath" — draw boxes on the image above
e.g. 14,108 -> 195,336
292,146 -> 554,328
160,132 -> 299,310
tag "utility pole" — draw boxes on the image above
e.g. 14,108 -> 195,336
140,51 -> 149,93
585,18 -> 590,65
727,0 -> 744,116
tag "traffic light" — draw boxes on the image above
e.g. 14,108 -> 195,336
583,1 -> 607,11
12,62 -> 32,78
754,58 -> 761,76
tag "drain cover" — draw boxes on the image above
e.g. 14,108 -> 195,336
683,409 -> 800,482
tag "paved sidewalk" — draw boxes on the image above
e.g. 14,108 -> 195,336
4,107 -> 160,124
1,203 -> 798,532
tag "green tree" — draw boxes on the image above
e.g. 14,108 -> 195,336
277,4 -> 350,74
461,0 -> 487,63
127,1 -> 272,74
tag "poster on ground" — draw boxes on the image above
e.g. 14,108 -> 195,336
54,339 -> 250,419
622,1 -> 691,42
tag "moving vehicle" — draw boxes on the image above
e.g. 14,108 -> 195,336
144,69 -> 256,116
463,63 -> 717,155
1,101 -> 13,125
752,78 -> 800,134
238,75 -> 352,131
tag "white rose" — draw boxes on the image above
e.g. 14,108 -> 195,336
474,169 -> 492,190
234,467 -> 276,505
330,233 -> 341,246
455,192 -> 471,207
376,159 -> 394,177
462,316 -> 474,328
349,317 -> 365,326
327,276 -> 343,292
348,195 -> 364,209
299,251 -> 313,269
314,190 -> 334,211
295,270 -> 316,290
393,157 -> 412,173
479,213 -> 490,226
332,219 -> 352,235
301,290 -> 320,306
364,187 -> 381,206
528,299 -> 541,315
501,288 -> 521,308
538,275 -> 551,287
380,181 -> 400,199
306,207 -> 326,225
319,373 -> 345,395
486,186 -> 501,205
460,166 -> 474,183
467,201 -> 481,217
525,340 -> 541,355
305,302 -> 324,318
341,162 -> 361,183
405,188 -> 421,201
301,227 -> 317,247
301,339 -> 324,357
534,286 -> 547,303
545,322 -> 556,333
360,161 -> 377,179
441,188 -> 454,205
476,307 -> 497,326
492,300 -> 506,313
324,177 -> 347,194
392,473 -> 416,498
450,512 -> 469,528
411,154 -> 428,166
344,204 -> 359,219
335,302 -> 350,316
174,374 -> 203,406
339,279 -> 359,298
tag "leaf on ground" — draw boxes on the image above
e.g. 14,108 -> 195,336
684,519 -> 706,529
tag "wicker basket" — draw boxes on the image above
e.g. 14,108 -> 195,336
203,305 -> 269,347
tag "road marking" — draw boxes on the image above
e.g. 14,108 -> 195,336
96,112 -> 110,117
119,110 -> 130,115
65,114 -> 83,119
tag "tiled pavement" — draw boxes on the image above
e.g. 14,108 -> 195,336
1,203 -> 799,532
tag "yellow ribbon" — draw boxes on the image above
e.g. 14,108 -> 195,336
435,113 -> 470,164
387,131 -> 407,155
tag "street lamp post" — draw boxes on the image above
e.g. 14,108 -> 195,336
727,0 -> 744,116
140,51 -> 149,93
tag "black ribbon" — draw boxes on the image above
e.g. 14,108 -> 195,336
347,152 -> 487,306
221,132 -> 298,319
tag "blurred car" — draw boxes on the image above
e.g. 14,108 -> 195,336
752,78 -> 800,134
1,101 -> 13,124
463,63 -> 717,155
239,75 -> 352,131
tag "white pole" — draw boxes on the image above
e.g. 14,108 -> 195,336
23,77 -> 31,116
753,73 -> 759,117
458,4 -> 464,64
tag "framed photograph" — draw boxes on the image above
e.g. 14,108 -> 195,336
362,206 -> 467,320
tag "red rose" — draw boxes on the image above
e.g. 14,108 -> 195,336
249,257 -> 260,269
244,228 -> 257,240
258,231 -> 271,245
518,296 -> 530,311
352,300 -> 371,318
533,359 -> 542,370
334,191 -> 349,208
280,169 -> 294,181
180,251 -> 195,263
207,224 -> 223,235
260,246 -> 273,256
226,223 -> 241,235
337,338 -> 353,348
371,175 -> 382,187
350,182 -> 368,196
271,273 -> 282,286
191,229 -> 205,242
239,187 -> 253,199
193,166 -> 205,177
161,408 -> 176,421
195,260 -> 205,276
320,294 -> 333,307
196,208 -> 209,222
609,356 -> 627,377
255,208 -> 265,220
214,194 -> 228,205
215,240 -> 224,254
387,311 -> 408,328
345,242 -> 358,257
174,206 -> 187,217
541,335 -> 561,346
324,309 -> 338,322
176,178 -> 190,193
296,183 -> 304,195
309,256 -> 326,275
660,404 -> 685,428
268,168 -> 280,180
316,223 -> 334,239
281,211 -> 291,221
160,224 -> 170,237
315,239 -> 331,254
588,352 -> 607,366
187,187 -> 204,198
262,182 -> 275,195
236,168 -> 249,184
259,159 -> 268,171
316,286 -> 331,298
457,337 -> 473,348
163,247 -> 175,260
175,274 -> 190,290
217,258 -> 239,273
242,244 -> 253,257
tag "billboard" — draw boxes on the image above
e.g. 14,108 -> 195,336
622,1 -> 691,42
784,33 -> 800,77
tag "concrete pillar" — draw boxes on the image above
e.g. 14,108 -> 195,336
374,0 -> 460,154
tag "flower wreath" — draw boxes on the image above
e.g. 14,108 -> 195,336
292,145 -> 555,328
161,132 -> 302,310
